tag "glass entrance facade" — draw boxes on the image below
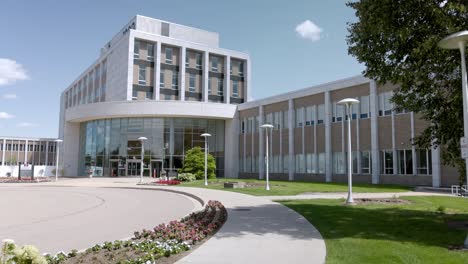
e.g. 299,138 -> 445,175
78,117 -> 225,177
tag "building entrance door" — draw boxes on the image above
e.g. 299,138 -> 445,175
109,160 -> 119,177
126,161 -> 141,176
150,160 -> 163,178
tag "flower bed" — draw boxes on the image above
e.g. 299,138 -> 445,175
45,200 -> 227,264
0,177 -> 51,183
153,180 -> 181,185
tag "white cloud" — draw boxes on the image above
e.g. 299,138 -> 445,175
17,122 -> 38,128
295,20 -> 323,42
0,58 -> 29,86
3,93 -> 17,99
0,112 -> 15,119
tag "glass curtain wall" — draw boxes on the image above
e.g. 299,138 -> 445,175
79,118 -> 225,177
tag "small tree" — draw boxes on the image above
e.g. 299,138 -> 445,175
180,147 -> 216,180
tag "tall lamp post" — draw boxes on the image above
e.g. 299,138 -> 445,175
438,30 -> 468,248
337,98 -> 360,205
260,124 -> 274,191
138,137 -> 147,183
201,133 -> 212,186
54,139 -> 63,182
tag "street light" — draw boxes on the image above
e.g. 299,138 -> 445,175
439,31 -> 468,189
337,98 -> 360,205
201,133 -> 212,186
138,137 -> 147,183
54,139 -> 63,182
260,124 -> 274,191
439,30 -> 468,249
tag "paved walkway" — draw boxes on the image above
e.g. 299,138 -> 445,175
262,191 -> 452,201
8,178 -> 326,264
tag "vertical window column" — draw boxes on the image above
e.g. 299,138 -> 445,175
203,51 -> 209,102
154,42 -> 161,100
370,80 -> 380,183
225,55 -> 231,104
180,46 -> 186,101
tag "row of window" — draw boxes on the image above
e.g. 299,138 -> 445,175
65,61 -> 107,109
134,41 -> 245,76
0,142 -> 57,152
239,149 -> 432,175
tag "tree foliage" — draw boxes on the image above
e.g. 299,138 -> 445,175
180,147 -> 216,179
347,0 -> 468,183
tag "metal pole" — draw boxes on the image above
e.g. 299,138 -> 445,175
459,41 -> 468,189
55,143 -> 59,182
140,141 -> 144,183
346,104 -> 354,204
265,128 -> 270,191
204,138 -> 208,186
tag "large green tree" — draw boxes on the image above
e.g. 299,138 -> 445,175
347,0 -> 468,183
180,147 -> 216,179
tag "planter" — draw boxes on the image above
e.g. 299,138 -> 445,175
224,182 -> 246,189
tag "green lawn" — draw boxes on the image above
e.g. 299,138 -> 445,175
281,196 -> 468,264
178,178 -> 411,196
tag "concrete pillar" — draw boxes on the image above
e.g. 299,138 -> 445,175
24,139 -> 28,164
432,143 -> 441,187
410,112 -> 417,175
45,141 -> 48,165
127,34 -> 135,101
391,109 -> 398,175
2,138 -> 5,166
246,59 -> 251,102
325,91 -> 332,182
154,42 -> 161,100
63,122 -> 81,176
259,105 -> 264,179
370,80 -> 380,184
225,113 -> 239,178
180,46 -> 186,101
288,99 -> 295,181
225,56 -> 231,104
169,118 -> 174,169
203,52 -> 209,102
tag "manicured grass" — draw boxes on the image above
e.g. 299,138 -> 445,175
179,178 -> 411,196
281,196 -> 468,264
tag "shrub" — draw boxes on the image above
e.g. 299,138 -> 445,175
155,180 -> 181,185
177,173 -> 196,182
1,239 -> 48,264
180,147 -> 216,180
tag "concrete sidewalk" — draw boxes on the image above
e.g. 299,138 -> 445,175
262,191 -> 452,201
23,178 -> 326,264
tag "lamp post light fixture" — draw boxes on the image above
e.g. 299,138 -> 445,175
138,137 -> 147,183
337,98 -> 360,205
260,124 -> 274,191
54,139 -> 63,182
438,30 -> 468,249
201,133 -> 212,186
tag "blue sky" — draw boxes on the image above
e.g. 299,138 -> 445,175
0,0 -> 363,138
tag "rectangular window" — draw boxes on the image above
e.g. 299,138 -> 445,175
146,91 -> 153,100
171,71 -> 178,89
147,43 -> 154,61
416,149 -> 431,175
189,74 -> 196,92
283,154 -> 289,173
273,112 -> 281,130
352,151 -> 358,174
134,40 -> 140,59
217,78 -> 223,96
165,47 -> 173,64
132,90 -> 138,100
160,71 -> 165,88
283,110 -> 289,129
296,107 -> 304,127
138,66 -> 146,85
295,154 -> 305,173
333,102 -> 344,122
306,153 -> 313,173
305,106 -> 315,126
397,149 -> 414,175
318,153 -> 325,174
360,95 -> 370,118
232,80 -> 239,97
379,92 -> 393,116
195,53 -> 202,70
238,62 -> 244,76
211,56 -> 218,72
185,53 -> 189,68
208,77 -> 212,94
230,62 -> 233,75
361,151 -> 371,174
333,152 -> 345,174
380,150 -> 394,174
317,104 -> 325,124
161,22 -> 170,37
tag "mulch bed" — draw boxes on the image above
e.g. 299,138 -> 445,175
353,198 -> 411,205
0,177 -> 51,183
